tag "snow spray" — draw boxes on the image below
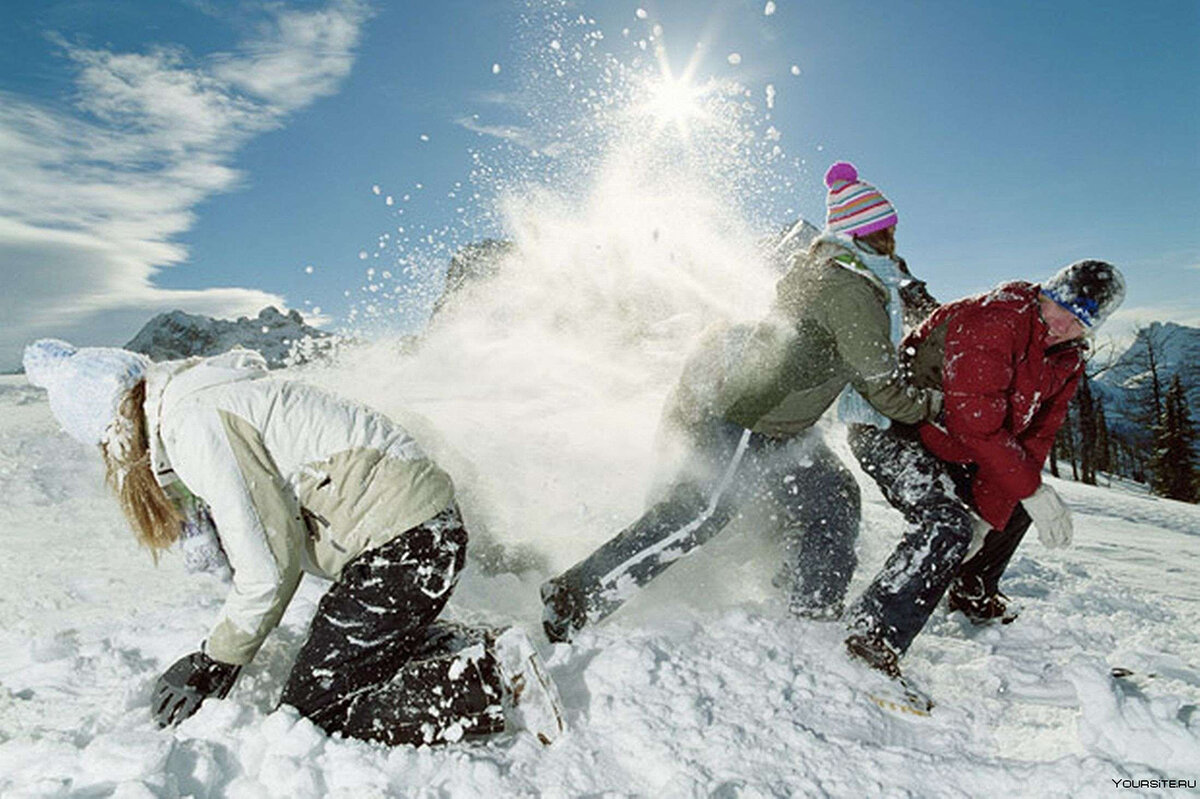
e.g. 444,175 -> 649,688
306,4 -> 811,613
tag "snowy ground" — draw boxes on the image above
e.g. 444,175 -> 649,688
2,371 -> 1198,798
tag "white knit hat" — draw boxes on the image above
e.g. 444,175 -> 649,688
23,339 -> 150,447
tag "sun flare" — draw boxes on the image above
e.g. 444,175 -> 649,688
639,41 -> 711,140
644,75 -> 708,136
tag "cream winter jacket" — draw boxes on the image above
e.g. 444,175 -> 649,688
143,351 -> 455,665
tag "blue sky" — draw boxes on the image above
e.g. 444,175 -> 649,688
1,0 -> 1197,370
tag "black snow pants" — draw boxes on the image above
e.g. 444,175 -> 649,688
545,417 -> 861,632
953,499 -> 1034,600
846,423 -> 975,654
279,506 -> 505,747
847,423 -> 1037,653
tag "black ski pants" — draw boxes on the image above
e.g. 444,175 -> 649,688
846,423 -> 975,654
847,424 -> 1035,653
279,506 -> 505,747
548,417 -> 861,629
954,499 -> 1034,600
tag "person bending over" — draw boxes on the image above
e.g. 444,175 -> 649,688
844,260 -> 1125,678
24,341 -> 563,746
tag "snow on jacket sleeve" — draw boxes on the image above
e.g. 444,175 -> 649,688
940,306 -> 1044,509
825,272 -> 942,425
165,403 -> 305,666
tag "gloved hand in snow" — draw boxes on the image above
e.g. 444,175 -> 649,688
151,649 -> 241,727
1021,484 -> 1073,548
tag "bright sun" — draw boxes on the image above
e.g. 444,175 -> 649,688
644,75 -> 708,136
639,43 -> 711,140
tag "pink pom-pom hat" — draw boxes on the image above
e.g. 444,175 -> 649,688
823,161 -> 897,237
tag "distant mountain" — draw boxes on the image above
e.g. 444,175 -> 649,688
125,306 -> 335,368
429,238 -> 514,321
1093,321 -> 1200,442
761,218 -> 822,273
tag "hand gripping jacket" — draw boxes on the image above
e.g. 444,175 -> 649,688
144,351 -> 455,666
902,282 -> 1084,529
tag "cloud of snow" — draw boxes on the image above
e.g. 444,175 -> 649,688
0,0 -> 370,370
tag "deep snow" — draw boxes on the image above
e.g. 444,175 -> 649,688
2,372 -> 1198,798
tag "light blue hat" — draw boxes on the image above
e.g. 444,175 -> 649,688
23,339 -> 150,447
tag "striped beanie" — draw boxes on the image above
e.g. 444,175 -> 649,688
824,161 -> 898,237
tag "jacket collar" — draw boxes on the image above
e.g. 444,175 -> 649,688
142,349 -> 269,487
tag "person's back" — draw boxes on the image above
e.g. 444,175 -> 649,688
899,280 -> 1086,530
666,234 -> 938,440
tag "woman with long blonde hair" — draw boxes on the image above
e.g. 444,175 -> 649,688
24,340 -> 563,747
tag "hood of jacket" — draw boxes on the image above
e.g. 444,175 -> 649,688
143,349 -> 270,487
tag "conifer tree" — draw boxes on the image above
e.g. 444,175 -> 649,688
1149,374 -> 1198,502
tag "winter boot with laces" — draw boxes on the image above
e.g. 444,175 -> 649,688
845,632 -> 902,679
947,577 -> 1019,625
844,631 -> 934,714
540,578 -> 588,644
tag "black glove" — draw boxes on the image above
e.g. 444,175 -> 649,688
151,650 -> 241,727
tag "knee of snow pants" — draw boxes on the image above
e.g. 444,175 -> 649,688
279,505 -> 472,728
331,622 -> 506,747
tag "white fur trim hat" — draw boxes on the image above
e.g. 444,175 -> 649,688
23,339 -> 150,447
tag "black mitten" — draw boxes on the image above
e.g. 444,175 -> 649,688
151,650 -> 241,727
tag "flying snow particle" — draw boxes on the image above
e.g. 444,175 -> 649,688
261,326 -> 269,334
727,53 -> 742,65
419,134 -> 429,142
492,63 -> 501,74
358,251 -> 368,260
312,306 -> 321,315
550,39 -> 561,50
371,185 -> 381,195
385,196 -> 394,206
635,8 -> 647,19
304,265 -> 314,274
790,64 -> 801,76
764,1 -> 777,15
766,84 -> 776,109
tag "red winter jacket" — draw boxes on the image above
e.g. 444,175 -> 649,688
903,282 -> 1084,529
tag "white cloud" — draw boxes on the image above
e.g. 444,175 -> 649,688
454,114 -> 571,158
455,115 -> 542,149
0,0 -> 370,370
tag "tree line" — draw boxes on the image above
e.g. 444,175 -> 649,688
1050,324 -> 1198,503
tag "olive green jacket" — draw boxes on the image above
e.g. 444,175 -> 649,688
666,236 -> 942,438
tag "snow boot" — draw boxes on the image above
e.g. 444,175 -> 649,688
492,627 -> 566,745
845,632 -> 901,679
845,632 -> 933,715
947,578 -> 1018,625
540,578 -> 588,644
